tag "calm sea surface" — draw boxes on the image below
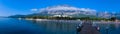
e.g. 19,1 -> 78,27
0,18 -> 120,34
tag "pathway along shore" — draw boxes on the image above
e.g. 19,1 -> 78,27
77,21 -> 101,34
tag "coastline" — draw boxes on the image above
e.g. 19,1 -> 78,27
22,18 -> 120,24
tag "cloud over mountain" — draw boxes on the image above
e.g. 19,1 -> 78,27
39,5 -> 96,12
37,5 -> 97,16
30,5 -> 120,18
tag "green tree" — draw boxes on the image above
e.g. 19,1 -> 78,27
110,17 -> 116,21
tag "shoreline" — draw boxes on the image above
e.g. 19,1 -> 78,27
23,18 -> 120,23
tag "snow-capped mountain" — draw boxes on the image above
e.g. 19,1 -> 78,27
39,5 -> 97,17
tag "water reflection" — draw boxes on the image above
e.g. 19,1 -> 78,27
1,18 -> 120,34
33,20 -> 81,34
0,18 -> 44,34
96,23 -> 120,34
31,20 -> 120,34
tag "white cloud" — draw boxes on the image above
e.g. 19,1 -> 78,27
39,5 -> 97,12
31,8 -> 38,11
79,8 -> 96,12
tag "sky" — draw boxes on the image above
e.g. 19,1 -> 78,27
0,0 -> 120,16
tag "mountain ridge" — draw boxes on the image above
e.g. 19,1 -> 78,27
8,5 -> 120,19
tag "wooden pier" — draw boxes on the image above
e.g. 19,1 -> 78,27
78,21 -> 101,34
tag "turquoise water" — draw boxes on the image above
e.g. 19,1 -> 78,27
0,18 -> 120,34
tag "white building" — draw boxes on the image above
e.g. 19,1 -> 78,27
52,15 -> 72,17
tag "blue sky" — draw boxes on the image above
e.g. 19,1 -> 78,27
0,0 -> 120,16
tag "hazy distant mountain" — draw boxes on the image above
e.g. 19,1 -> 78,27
115,13 -> 120,20
96,12 -> 120,18
96,12 -> 111,18
0,16 -> 5,18
8,15 -> 26,18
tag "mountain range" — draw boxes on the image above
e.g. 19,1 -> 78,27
9,5 -> 120,19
